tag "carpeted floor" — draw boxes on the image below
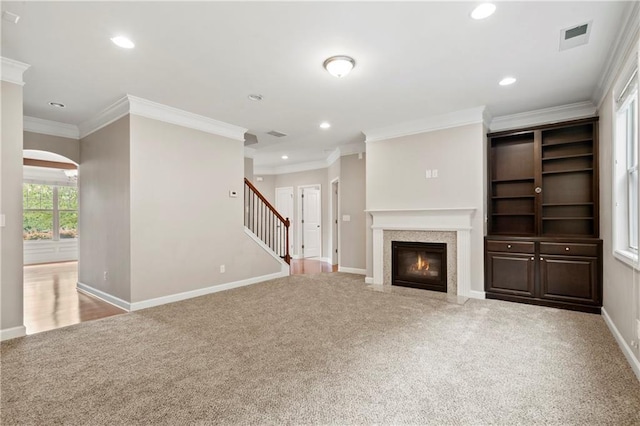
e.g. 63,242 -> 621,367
1,272 -> 639,425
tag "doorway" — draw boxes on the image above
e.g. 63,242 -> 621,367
298,185 -> 322,258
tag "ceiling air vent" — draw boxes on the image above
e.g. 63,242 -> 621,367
266,130 -> 287,137
559,21 -> 592,51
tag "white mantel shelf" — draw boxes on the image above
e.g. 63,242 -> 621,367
368,208 -> 477,298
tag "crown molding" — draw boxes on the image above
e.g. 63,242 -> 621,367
255,142 -> 366,175
363,106 -> 486,143
79,94 -> 247,140
127,95 -> 247,141
24,116 -> 80,139
78,95 -> 130,139
1,57 -> 30,86
489,101 -> 597,132
593,1 -> 640,108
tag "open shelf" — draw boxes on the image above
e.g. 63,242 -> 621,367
491,177 -> 535,183
541,168 -> 593,175
542,217 -> 594,221
542,153 -> 593,161
542,202 -> 593,207
492,213 -> 535,216
492,195 -> 535,199
541,138 -> 592,147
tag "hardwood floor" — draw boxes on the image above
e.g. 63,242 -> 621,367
23,261 -> 126,335
290,258 -> 338,275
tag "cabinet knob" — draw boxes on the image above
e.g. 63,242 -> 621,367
565,247 -> 570,251
530,257 -> 534,260
540,257 -> 544,261
534,186 -> 542,194
507,244 -> 512,249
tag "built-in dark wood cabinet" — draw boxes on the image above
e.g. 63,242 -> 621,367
485,118 -> 602,313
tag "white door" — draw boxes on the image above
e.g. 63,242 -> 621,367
302,187 -> 321,258
331,181 -> 339,265
275,187 -> 294,256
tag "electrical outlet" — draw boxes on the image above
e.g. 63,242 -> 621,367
103,271 -> 108,281
220,265 -> 226,273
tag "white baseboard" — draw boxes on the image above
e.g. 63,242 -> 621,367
292,254 -> 302,260
77,282 -> 132,311
365,276 -> 374,284
0,325 -> 26,341
468,290 -> 486,300
319,257 -> 332,264
338,266 -> 366,275
129,270 -> 288,311
602,307 -> 640,382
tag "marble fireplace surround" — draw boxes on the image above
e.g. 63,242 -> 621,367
369,208 -> 476,298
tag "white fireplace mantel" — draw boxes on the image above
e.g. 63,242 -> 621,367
367,208 -> 477,297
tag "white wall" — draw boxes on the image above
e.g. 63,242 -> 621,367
599,39 -> 640,370
79,116 -> 132,302
366,123 -> 485,292
129,115 -> 280,302
1,81 -> 25,334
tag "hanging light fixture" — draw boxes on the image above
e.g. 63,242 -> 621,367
323,56 -> 356,78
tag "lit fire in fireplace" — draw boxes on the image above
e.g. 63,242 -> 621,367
410,254 -> 430,274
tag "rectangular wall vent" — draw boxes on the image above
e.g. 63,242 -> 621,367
559,21 -> 592,51
266,130 -> 287,137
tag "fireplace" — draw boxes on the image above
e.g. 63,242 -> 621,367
392,241 -> 447,292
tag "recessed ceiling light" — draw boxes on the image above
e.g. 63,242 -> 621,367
471,3 -> 496,20
499,76 -> 517,86
281,155 -> 289,160
48,102 -> 66,108
320,122 -> 331,129
323,56 -> 356,78
111,36 -> 135,49
248,94 -> 263,101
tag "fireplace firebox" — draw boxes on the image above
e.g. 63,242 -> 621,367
391,241 -> 447,292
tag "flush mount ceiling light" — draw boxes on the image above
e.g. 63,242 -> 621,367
48,102 -> 65,108
319,122 -> 331,129
323,56 -> 355,78
281,155 -> 289,160
111,36 -> 135,49
248,94 -> 263,101
499,76 -> 517,86
471,3 -> 496,20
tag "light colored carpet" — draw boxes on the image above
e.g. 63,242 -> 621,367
1,272 -> 639,425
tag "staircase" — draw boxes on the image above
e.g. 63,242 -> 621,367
244,178 -> 291,264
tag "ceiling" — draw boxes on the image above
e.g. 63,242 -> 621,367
1,1 -> 633,169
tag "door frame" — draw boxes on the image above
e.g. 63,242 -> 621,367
330,178 -> 339,265
297,184 -> 322,259
275,186 -> 294,256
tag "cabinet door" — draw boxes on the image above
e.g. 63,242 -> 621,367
539,255 -> 599,305
486,252 -> 535,296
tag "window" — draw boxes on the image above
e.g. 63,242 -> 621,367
614,66 -> 639,268
23,183 -> 78,241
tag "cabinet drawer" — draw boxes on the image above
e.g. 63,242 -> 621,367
486,240 -> 535,254
540,242 -> 598,257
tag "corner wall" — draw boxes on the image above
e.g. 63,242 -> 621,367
1,81 -> 25,335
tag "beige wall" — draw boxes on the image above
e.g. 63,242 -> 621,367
1,81 -> 25,332
599,41 -> 640,363
366,123 -> 486,291
24,131 -> 80,164
244,157 -> 254,182
340,154 -> 366,270
253,174 -> 276,203
273,168 -> 330,259
129,116 -> 280,302
79,116 -> 131,301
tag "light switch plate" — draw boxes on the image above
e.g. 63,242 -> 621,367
425,170 -> 432,179
0,214 -> 5,227
342,215 -> 351,222
432,169 -> 438,178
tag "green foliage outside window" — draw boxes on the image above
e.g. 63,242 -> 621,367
23,183 -> 78,240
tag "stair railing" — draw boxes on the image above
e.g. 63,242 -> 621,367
244,178 -> 291,264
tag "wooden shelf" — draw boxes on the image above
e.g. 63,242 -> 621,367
492,196 -> 535,199
542,217 -> 594,221
543,202 -> 593,207
492,213 -> 535,216
491,177 -> 535,183
542,153 -> 593,161
541,138 -> 592,147
541,168 -> 593,175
